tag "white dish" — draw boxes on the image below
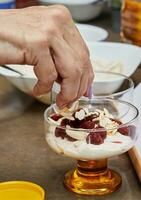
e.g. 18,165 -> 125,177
38,0 -> 101,5
0,42 -> 140,104
87,42 -> 141,77
76,23 -> 108,42
38,0 -> 104,21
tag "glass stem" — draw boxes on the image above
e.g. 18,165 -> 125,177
77,159 -> 108,176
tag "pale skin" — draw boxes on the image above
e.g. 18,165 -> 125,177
0,5 -> 94,108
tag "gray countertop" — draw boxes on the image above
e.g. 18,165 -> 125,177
0,7 -> 141,200
0,102 -> 140,200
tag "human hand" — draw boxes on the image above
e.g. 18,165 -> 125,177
0,5 -> 94,108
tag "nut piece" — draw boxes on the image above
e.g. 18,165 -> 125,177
66,126 -> 88,140
75,109 -> 86,120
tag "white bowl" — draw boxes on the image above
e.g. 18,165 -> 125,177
0,42 -> 140,104
38,0 -> 104,21
93,71 -> 133,95
76,23 -> 108,42
87,42 -> 141,77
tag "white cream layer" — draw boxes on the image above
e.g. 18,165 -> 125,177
46,132 -> 133,160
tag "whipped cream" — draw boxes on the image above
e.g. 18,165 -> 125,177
46,133 -> 133,160
46,107 -> 133,160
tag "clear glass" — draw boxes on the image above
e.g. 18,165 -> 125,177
51,71 -> 134,103
52,71 -> 134,104
92,71 -> 134,103
121,0 -> 141,46
44,98 -> 139,195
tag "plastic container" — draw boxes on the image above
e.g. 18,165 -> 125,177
0,181 -> 45,200
0,0 -> 15,9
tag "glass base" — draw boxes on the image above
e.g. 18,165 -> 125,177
64,159 -> 122,195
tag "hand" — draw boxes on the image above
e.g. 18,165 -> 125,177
0,5 -> 94,108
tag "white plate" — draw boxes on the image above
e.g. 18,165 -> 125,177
76,23 -> 108,42
38,0 -> 101,5
0,42 -> 140,104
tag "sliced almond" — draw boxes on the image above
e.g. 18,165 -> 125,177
53,101 -> 79,117
75,109 -> 86,120
104,108 -> 113,118
69,101 -> 79,112
66,128 -> 88,140
100,117 -> 112,127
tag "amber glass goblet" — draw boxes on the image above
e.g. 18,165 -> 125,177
44,98 -> 138,195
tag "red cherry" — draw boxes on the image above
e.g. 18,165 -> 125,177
86,132 -> 104,145
61,119 -> 70,127
118,126 -> 129,136
70,119 -> 82,128
99,130 -> 107,139
55,127 -> 66,139
118,125 -> 136,137
80,120 -> 95,129
51,114 -> 62,121
55,126 -> 77,141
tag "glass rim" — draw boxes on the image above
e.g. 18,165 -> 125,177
94,71 -> 134,97
44,98 -> 139,132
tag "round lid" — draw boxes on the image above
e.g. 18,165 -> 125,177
0,181 -> 45,200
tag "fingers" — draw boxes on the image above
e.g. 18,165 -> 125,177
51,37 -> 82,108
56,77 -> 81,108
63,22 -> 94,97
33,49 -> 57,95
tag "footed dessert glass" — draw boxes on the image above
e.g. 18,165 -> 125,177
44,98 -> 139,195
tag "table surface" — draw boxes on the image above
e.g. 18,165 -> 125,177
0,2 -> 141,200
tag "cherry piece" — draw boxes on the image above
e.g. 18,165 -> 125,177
99,130 -> 107,140
80,120 -> 95,129
86,132 -> 104,145
70,119 -> 82,128
61,118 -> 70,127
55,126 -> 77,141
118,126 -> 129,136
55,127 -> 66,139
118,125 -> 136,137
51,114 -> 62,121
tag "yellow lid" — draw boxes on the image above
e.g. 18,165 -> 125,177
0,181 -> 45,200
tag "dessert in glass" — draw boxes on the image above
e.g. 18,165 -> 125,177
44,98 -> 138,195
